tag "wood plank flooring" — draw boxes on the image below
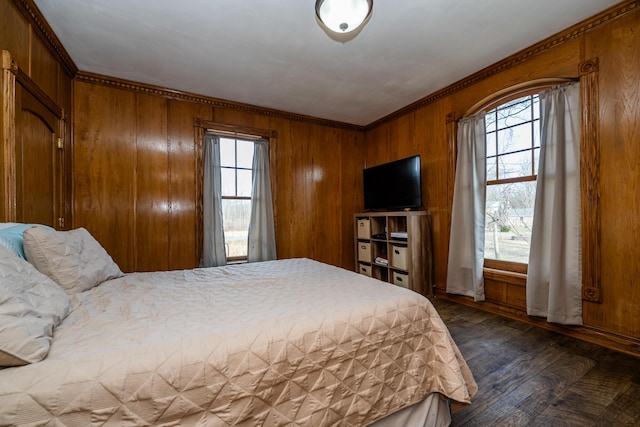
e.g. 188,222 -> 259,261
430,298 -> 640,426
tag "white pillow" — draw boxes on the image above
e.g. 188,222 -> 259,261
23,227 -> 124,294
0,245 -> 71,366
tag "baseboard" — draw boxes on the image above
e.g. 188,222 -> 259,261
432,289 -> 640,359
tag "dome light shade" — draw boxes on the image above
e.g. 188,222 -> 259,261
315,0 -> 373,33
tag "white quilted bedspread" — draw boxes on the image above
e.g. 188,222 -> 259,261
0,258 -> 476,426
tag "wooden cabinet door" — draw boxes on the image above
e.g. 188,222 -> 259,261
1,53 -> 66,228
14,83 -> 62,227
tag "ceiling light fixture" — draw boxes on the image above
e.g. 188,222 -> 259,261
315,0 -> 373,34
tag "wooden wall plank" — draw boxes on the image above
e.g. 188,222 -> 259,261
363,125 -> 389,168
272,119 -> 296,260
167,100 -> 213,270
310,125 -> 343,266
135,94 -> 170,271
73,81 -> 136,271
29,34 -> 58,102
286,121 -> 315,259
340,129 -> 365,270
415,100 -> 451,288
0,0 -> 29,72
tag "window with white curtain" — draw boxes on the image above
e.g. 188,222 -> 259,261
484,93 -> 541,269
219,137 -> 255,261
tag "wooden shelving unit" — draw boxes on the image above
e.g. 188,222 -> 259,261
354,211 -> 433,296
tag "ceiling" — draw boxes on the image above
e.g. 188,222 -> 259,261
34,0 -> 619,126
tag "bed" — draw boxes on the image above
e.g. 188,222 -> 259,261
0,225 -> 476,426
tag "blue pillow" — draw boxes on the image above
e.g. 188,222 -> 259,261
0,224 -> 53,259
0,235 -> 21,257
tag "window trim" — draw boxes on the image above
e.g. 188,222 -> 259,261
464,78 -> 573,117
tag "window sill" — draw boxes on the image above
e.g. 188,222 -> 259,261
483,267 -> 527,286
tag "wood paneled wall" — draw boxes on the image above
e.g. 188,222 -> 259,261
364,3 -> 640,352
72,79 -> 365,273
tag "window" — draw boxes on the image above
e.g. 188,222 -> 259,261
219,137 -> 255,260
484,93 -> 540,267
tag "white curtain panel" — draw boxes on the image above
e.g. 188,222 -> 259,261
247,140 -> 277,262
527,82 -> 582,325
200,134 -> 227,267
446,112 -> 487,302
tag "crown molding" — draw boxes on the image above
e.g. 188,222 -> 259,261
75,72 -> 365,132
366,0 -> 638,129
12,0 -> 78,77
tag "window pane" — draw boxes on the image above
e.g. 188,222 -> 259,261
533,96 -> 540,120
497,122 -> 533,154
509,98 -> 532,123
487,156 -> 497,181
237,169 -> 253,197
485,112 -> 496,133
236,140 -> 254,169
221,199 -> 251,259
498,151 -> 534,179
486,132 -> 497,157
533,147 -> 540,175
497,98 -> 531,128
220,138 -> 236,167
221,167 -> 236,196
485,181 -> 537,263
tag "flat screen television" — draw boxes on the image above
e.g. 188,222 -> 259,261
363,155 -> 422,211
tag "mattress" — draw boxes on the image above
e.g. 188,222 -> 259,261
0,258 -> 476,426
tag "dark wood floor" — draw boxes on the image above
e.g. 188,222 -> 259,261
430,298 -> 640,427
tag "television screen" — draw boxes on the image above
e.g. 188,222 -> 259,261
363,155 -> 422,211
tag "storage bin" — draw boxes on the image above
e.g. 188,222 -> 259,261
358,263 -> 372,277
357,242 -> 372,263
392,271 -> 410,288
357,218 -> 371,239
391,244 -> 408,270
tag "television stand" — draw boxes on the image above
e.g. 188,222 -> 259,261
354,211 -> 433,296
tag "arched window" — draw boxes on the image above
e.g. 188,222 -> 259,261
449,63 -> 602,308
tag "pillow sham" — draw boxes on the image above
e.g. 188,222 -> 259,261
0,224 -> 53,259
23,226 -> 124,294
0,222 -> 20,230
0,235 -> 21,257
0,245 -> 71,367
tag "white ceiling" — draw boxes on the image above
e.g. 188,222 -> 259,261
34,0 -> 618,126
